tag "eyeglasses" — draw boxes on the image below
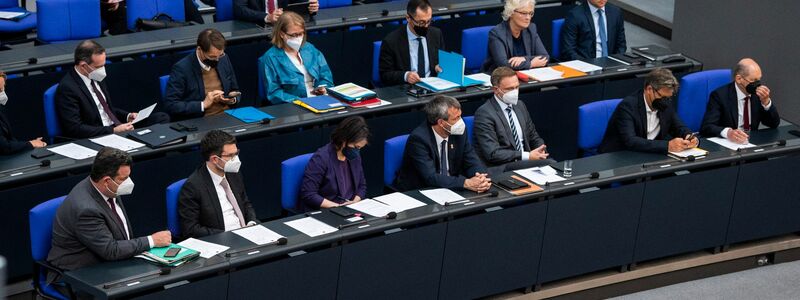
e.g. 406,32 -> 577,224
202,51 -> 226,60
219,150 -> 240,159
514,10 -> 534,17
407,15 -> 433,27
283,31 -> 305,38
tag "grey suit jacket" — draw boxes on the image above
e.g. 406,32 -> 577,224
481,21 -> 549,72
474,97 -> 545,166
48,177 -> 150,272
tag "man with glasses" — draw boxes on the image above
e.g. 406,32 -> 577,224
701,58 -> 780,144
599,68 -> 697,153
178,130 -> 258,239
561,0 -> 627,61
163,29 -> 241,120
379,0 -> 445,86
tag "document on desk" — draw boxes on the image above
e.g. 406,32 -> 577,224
668,147 -> 708,158
131,103 -> 157,124
284,217 -> 338,237
707,137 -> 756,150
347,199 -> 395,217
90,134 -> 146,151
559,60 -> 603,73
373,192 -> 427,212
418,77 -> 460,91
465,73 -> 492,87
514,166 -> 565,185
232,225 -> 284,245
518,67 -> 563,81
177,238 -> 229,259
419,188 -> 465,205
48,143 -> 98,160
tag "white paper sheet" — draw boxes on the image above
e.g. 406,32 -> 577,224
284,217 -> 338,237
669,147 -> 708,158
90,134 -> 145,151
365,99 -> 392,108
707,137 -> 756,150
465,73 -> 492,87
48,143 -> 98,160
131,103 -> 157,124
347,199 -> 395,217
419,188 -> 465,205
231,225 -> 284,245
519,67 -> 563,81
559,60 -> 603,72
177,238 -> 229,259
514,166 -> 566,185
373,192 -> 427,212
0,11 -> 26,20
419,77 -> 460,91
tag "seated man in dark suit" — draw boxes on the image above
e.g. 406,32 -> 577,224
474,67 -> 552,173
379,0 -> 445,86
234,0 -> 319,27
163,29 -> 241,121
48,147 -> 171,281
178,130 -> 258,239
701,58 -> 780,144
56,40 -> 169,139
394,95 -> 491,192
0,71 -> 47,154
561,0 -> 626,61
599,68 -> 698,153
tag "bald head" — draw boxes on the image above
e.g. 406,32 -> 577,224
734,58 -> 762,79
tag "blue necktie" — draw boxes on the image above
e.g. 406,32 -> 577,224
597,9 -> 608,57
439,140 -> 447,175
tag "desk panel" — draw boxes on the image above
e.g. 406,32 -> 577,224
132,275 -> 229,300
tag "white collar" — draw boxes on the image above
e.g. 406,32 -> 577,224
206,164 -> 225,186
431,126 -> 448,146
589,3 -> 605,14
643,92 -> 656,114
197,51 -> 211,72
75,66 -> 94,86
735,83 -> 748,101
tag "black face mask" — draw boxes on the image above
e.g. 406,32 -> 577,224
203,59 -> 219,69
413,25 -> 428,37
652,97 -> 671,111
745,80 -> 762,95
343,146 -> 360,160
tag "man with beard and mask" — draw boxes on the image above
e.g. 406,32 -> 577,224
599,68 -> 696,153
0,71 -> 47,154
474,67 -> 553,174
701,58 -> 780,144
378,0 -> 444,86
394,95 -> 491,192
178,130 -> 258,239
163,29 -> 241,121
56,40 -> 169,139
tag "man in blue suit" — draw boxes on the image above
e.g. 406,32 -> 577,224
560,0 -> 626,61
163,29 -> 240,121
394,95 -> 491,192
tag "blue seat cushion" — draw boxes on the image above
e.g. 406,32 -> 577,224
0,8 -> 36,33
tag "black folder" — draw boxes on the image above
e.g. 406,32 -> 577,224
127,124 -> 187,149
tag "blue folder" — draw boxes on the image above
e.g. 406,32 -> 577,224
225,107 -> 275,123
417,50 -> 483,92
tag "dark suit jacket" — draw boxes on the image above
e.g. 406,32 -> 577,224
560,1 -> 626,61
48,178 -> 149,272
178,165 -> 258,239
0,108 -> 32,155
394,122 -> 487,191
163,53 -> 240,120
481,21 -> 549,72
473,97 -> 545,167
299,143 -> 367,212
55,68 -> 129,139
379,26 -> 445,86
599,91 -> 691,153
700,83 -> 780,138
233,0 -> 288,26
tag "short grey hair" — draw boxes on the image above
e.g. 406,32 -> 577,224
424,95 -> 461,125
644,68 -> 679,91
502,0 -> 536,21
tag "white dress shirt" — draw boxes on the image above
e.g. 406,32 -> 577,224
206,166 -> 244,232
285,50 -> 316,97
644,93 -> 660,140
589,5 -> 607,58
432,128 -> 449,174
495,97 -> 530,160
75,67 -> 119,126
92,183 -> 154,248
720,85 -> 773,138
405,25 -> 430,82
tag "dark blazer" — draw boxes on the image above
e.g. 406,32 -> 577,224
163,53 -> 240,120
178,165 -> 257,239
233,0 -> 288,26
560,1 -> 626,61
473,97 -> 545,166
379,26 -> 445,86
48,178 -> 149,272
394,122 -> 487,191
0,108 -> 33,155
599,91 -> 692,154
481,21 -> 549,72
701,83 -> 780,138
299,143 -> 367,212
55,68 -> 129,139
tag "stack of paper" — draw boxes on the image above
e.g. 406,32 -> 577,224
419,188 -> 465,205
707,137 -> 756,150
514,166 -> 565,185
418,77 -> 460,91
347,199 -> 395,217
90,134 -> 146,152
49,143 -> 98,160
518,67 -> 564,81
465,73 -> 492,87
232,225 -> 284,245
669,147 -> 708,158
559,60 -> 603,72
177,238 -> 229,259
373,192 -> 427,212
284,217 -> 338,237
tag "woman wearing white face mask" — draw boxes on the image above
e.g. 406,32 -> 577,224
0,71 -> 47,155
259,11 -> 334,105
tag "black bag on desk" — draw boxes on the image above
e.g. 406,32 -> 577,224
136,13 -> 191,31
127,124 -> 187,148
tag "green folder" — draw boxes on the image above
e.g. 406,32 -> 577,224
141,244 -> 200,266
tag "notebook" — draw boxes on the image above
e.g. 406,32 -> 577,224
225,106 -> 275,123
293,96 -> 346,113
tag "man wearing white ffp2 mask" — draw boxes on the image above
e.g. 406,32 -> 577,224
0,70 -> 47,155
178,130 -> 258,239
474,66 -> 554,173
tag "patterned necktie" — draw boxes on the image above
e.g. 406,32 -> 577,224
440,140 -> 447,175
506,106 -> 523,151
417,37 -> 426,77
92,81 -> 121,125
220,178 -> 246,227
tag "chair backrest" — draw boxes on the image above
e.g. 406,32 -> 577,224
215,0 -> 234,22
463,115 -> 475,144
165,178 -> 187,237
30,196 -> 67,262
127,0 -> 186,31
677,69 -> 732,132
43,84 -> 60,142
372,41 -> 382,87
551,18 -> 565,60
159,75 -> 170,100
577,98 -> 622,155
383,134 -> 409,186
281,153 -> 313,213
257,56 -> 267,104
36,0 -> 101,43
461,26 -> 493,73
320,0 -> 351,9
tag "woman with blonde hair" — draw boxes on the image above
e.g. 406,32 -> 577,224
481,0 -> 549,72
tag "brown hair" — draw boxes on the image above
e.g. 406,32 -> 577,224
271,11 -> 306,50
0,70 -> 6,80
644,68 -> 679,91
490,66 -> 517,87
197,28 -> 226,52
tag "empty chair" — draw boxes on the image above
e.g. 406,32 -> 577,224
676,69 -> 732,132
29,196 -> 73,300
281,153 -> 313,214
36,0 -> 101,43
551,18 -> 565,60
43,84 -> 60,143
372,41 -> 382,88
215,0 -> 234,22
383,134 -> 409,187
0,0 -> 37,38
319,0 -> 351,9
461,26 -> 493,74
126,0 -> 186,32
577,99 -> 622,156
165,178 -> 187,238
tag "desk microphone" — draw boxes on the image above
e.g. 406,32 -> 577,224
738,139 -> 786,152
224,237 -> 288,257
547,172 -> 599,186
0,159 -> 50,175
445,191 -> 499,206
338,211 -> 398,229
102,268 -> 171,289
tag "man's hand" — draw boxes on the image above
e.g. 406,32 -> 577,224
406,72 -> 421,84
756,85 -> 771,106
435,65 -> 442,73
266,8 -> 283,24
464,173 -> 492,193
529,144 -> 549,160
309,0 -> 320,13
113,123 -> 134,133
203,90 -> 225,109
508,57 -> 526,68
727,128 -> 750,144
127,112 -> 138,123
668,137 -> 690,152
530,56 -> 548,68
151,230 -> 172,247
29,137 -> 47,148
